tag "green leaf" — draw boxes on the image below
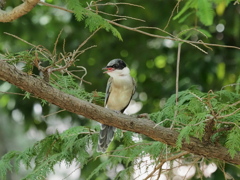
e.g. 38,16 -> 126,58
174,0 -> 215,26
226,127 -> 240,158
66,0 -> 85,21
178,11 -> 194,23
198,28 -> 212,38
0,151 -> 19,179
23,92 -> 31,99
176,126 -> 192,148
173,0 -> 197,20
66,0 -> 122,40
235,76 -> 240,94
197,0 -> 215,26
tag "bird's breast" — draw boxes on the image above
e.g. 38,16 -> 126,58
106,78 -> 134,111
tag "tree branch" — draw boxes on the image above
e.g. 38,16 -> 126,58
0,60 -> 239,165
0,0 -> 40,22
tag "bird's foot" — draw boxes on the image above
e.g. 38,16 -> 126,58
137,113 -> 150,119
113,110 -> 121,114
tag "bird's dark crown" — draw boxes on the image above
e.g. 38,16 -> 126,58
106,59 -> 126,70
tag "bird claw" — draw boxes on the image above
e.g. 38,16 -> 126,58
113,110 -> 121,114
137,113 -> 150,119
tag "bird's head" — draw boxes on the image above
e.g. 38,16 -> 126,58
102,59 -> 130,77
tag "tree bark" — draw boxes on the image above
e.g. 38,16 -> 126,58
0,60 -> 239,165
0,0 -> 40,22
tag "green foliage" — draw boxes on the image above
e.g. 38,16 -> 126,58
0,126 -> 167,180
235,76 -> 240,93
197,0 -> 214,26
0,126 -> 96,179
4,51 -> 35,74
151,88 -> 240,156
173,0 -> 233,26
66,0 -> 122,40
1,0 -> 240,179
0,151 -> 19,179
23,92 -> 31,99
51,74 -> 105,105
3,48 -> 105,105
86,140 -> 166,180
226,127 -> 240,158
173,0 -> 198,23
4,84 -> 240,179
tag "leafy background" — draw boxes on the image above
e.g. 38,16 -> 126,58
0,0 -> 240,179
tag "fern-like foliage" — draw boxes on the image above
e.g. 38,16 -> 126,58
51,74 -> 104,104
226,127 -> 240,158
0,126 -> 167,180
197,0 -> 214,26
173,0 -> 198,22
66,0 -> 122,40
1,86 -> 240,179
4,46 -> 105,105
151,87 -> 240,157
0,126 -> 95,179
5,50 -> 35,74
2,28 -> 240,178
174,0 -> 233,26
0,151 -> 18,178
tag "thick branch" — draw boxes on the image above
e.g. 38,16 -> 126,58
0,60 -> 239,165
0,0 -> 40,22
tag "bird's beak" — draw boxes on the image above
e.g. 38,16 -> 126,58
102,67 -> 115,73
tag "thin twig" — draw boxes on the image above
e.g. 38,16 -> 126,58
38,1 -> 73,13
217,100 -> 240,115
171,43 -> 182,129
217,121 -> 240,130
107,142 -> 153,154
88,2 -> 145,9
221,83 -> 240,90
217,108 -> 240,120
62,166 -> 81,180
135,26 -> 175,38
108,21 -> 240,51
4,32 -> 37,47
164,0 -> 182,30
153,118 -> 172,128
89,9 -> 145,22
52,29 -> 63,61
75,29 -> 100,53
177,27 -> 208,39
38,1 -> 240,52
132,25 -> 209,53
0,91 -> 26,96
66,71 -> 92,85
176,43 -> 181,103
198,40 -> 213,51
76,66 -> 87,86
42,109 -> 66,118
143,151 -> 189,180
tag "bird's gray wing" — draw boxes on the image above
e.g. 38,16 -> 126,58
97,77 -> 116,152
104,77 -> 112,107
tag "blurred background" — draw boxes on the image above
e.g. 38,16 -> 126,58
0,0 -> 240,179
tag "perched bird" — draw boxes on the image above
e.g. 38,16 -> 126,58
97,59 -> 136,152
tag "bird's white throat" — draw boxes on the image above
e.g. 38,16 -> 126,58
107,67 -> 130,79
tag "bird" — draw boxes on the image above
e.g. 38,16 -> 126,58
97,59 -> 136,152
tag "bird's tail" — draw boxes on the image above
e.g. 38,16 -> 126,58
97,124 -> 116,152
